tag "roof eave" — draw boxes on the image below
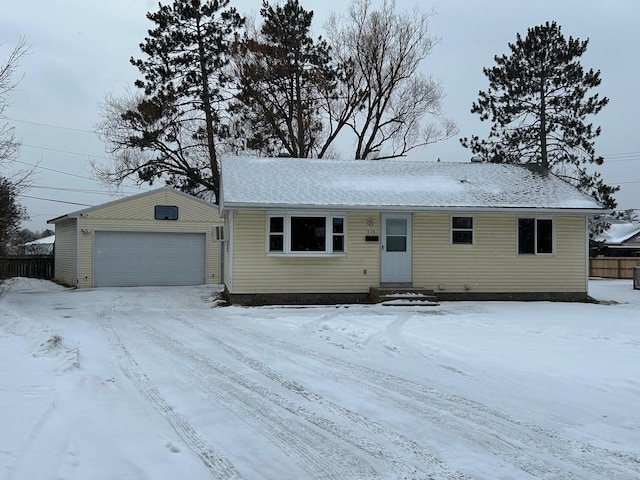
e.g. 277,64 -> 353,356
47,214 -> 73,224
221,202 -> 606,215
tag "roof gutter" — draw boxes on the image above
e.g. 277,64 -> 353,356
220,202 -> 607,216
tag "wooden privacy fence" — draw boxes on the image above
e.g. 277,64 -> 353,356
0,255 -> 54,280
589,257 -> 640,279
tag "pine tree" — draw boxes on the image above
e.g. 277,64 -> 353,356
231,0 -> 335,158
461,21 -> 617,209
97,0 -> 243,200
0,178 -> 27,255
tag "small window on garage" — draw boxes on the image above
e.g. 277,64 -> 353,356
155,205 -> 179,220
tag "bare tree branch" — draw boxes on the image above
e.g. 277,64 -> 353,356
325,0 -> 457,159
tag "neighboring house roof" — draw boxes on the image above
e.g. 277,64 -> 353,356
220,156 -> 605,213
595,223 -> 640,245
48,187 -> 217,224
23,235 -> 55,255
24,235 -> 55,245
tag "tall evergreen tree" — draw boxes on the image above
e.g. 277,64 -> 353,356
461,21 -> 617,209
96,0 -> 244,200
231,0 -> 335,158
0,177 -> 27,255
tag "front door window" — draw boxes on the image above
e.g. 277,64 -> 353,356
385,218 -> 407,252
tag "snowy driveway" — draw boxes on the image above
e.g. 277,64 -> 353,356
1,278 -> 639,479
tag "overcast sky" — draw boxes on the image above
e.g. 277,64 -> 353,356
2,0 -> 639,230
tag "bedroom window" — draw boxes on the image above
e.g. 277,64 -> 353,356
518,218 -> 553,255
268,214 -> 346,255
451,216 -> 474,244
154,205 -> 178,220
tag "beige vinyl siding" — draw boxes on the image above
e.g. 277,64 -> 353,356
53,218 -> 78,287
413,213 -> 587,293
84,189 -> 220,222
72,190 -> 221,288
230,211 -> 380,294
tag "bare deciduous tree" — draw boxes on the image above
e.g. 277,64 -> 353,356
94,90 -> 215,199
0,38 -> 31,251
1,37 -> 29,171
325,0 -> 457,159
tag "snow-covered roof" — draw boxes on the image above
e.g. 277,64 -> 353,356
220,156 -> 605,212
24,235 -> 55,245
595,223 -> 640,244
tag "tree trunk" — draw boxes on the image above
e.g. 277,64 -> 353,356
196,23 -> 219,201
539,76 -> 548,169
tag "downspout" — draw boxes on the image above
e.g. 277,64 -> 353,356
219,234 -> 225,288
227,211 -> 234,293
585,217 -> 589,294
75,218 -> 80,287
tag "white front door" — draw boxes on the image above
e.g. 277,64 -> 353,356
381,214 -> 412,283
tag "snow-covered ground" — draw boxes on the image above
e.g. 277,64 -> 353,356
1,278 -> 638,480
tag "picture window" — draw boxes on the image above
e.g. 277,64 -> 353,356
267,214 -> 346,255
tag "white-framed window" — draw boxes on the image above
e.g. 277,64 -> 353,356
267,213 -> 346,255
213,226 -> 225,241
518,217 -> 554,255
451,216 -> 474,244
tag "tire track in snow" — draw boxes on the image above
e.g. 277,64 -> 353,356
4,401 -> 57,480
165,314 -> 470,480
208,314 -> 640,480
123,321 -> 379,480
129,318 -> 448,480
98,309 -> 243,480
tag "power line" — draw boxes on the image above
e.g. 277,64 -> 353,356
604,157 -> 640,163
29,185 -> 128,196
7,117 -> 97,135
602,151 -> 640,158
17,194 -> 93,206
9,115 -> 640,160
12,159 -> 150,194
22,143 -> 110,160
612,180 -> 640,185
13,159 -> 94,180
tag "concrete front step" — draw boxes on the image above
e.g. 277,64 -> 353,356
369,286 -> 439,305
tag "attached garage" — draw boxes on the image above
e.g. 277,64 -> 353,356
94,231 -> 206,287
48,188 -> 223,288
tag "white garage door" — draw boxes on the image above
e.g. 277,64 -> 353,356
94,231 -> 206,287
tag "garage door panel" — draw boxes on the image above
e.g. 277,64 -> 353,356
94,231 -> 205,287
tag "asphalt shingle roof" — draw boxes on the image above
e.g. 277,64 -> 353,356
220,156 -> 604,212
